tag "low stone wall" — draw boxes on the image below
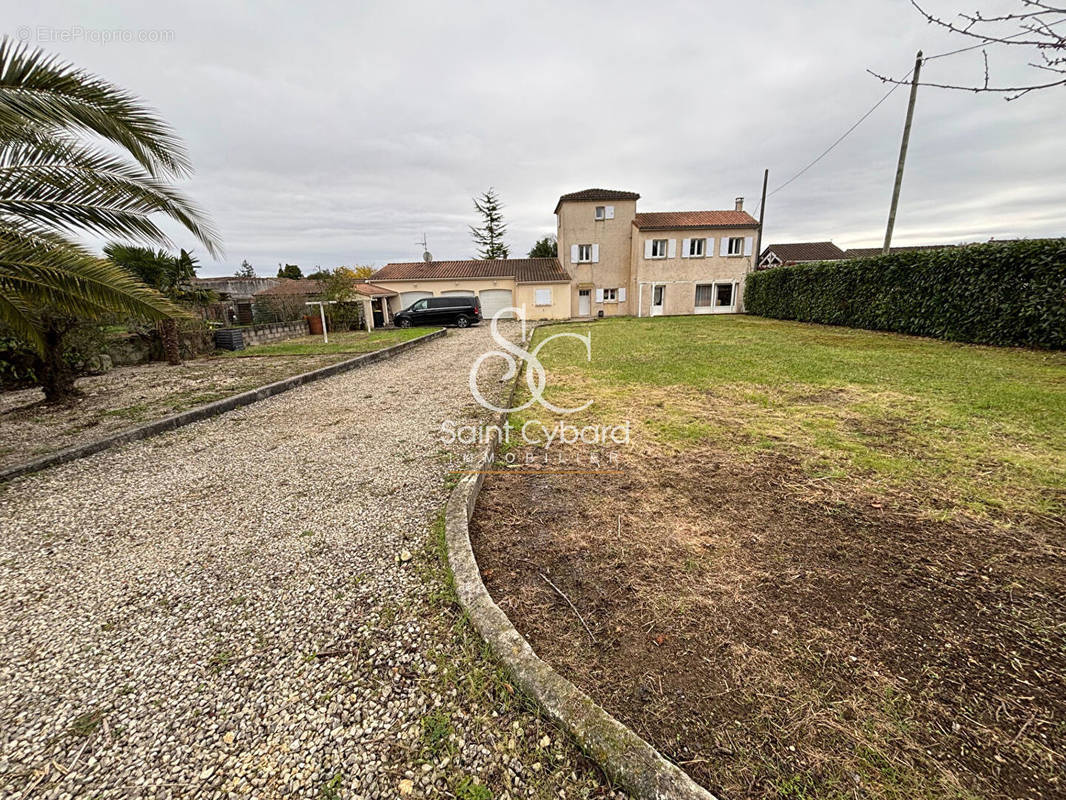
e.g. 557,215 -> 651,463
240,320 -> 310,348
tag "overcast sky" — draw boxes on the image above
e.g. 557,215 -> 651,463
11,0 -> 1065,276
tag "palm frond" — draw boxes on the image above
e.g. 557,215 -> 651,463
0,129 -> 221,257
0,225 -> 183,354
0,37 -> 190,178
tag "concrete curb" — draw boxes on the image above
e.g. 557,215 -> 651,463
0,328 -> 446,485
443,348 -> 717,799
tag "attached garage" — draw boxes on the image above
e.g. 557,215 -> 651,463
398,291 -> 432,310
479,289 -> 514,320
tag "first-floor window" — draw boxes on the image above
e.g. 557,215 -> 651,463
716,283 -> 734,307
603,288 -> 618,302
727,237 -> 744,255
694,284 -> 713,307
578,244 -> 592,262
651,239 -> 668,258
534,288 -> 552,306
688,238 -> 705,257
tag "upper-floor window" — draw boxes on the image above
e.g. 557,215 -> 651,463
651,239 -> 668,258
688,238 -> 705,257
594,205 -> 614,221
727,237 -> 744,256
578,244 -> 593,262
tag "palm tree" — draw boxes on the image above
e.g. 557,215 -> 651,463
0,37 -> 222,401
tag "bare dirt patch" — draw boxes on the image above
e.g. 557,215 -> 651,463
470,445 -> 1065,800
0,354 -> 343,469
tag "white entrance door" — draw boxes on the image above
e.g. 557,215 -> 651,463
479,289 -> 514,319
578,289 -> 591,316
650,284 -> 665,316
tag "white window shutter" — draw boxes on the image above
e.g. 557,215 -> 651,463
644,240 -> 653,259
605,206 -> 615,219
705,237 -> 714,257
720,237 -> 729,256
618,287 -> 627,302
595,288 -> 604,303
668,239 -> 677,258
744,236 -> 754,256
681,238 -> 690,258
570,244 -> 579,264
591,244 -> 599,263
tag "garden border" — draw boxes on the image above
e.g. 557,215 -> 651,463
0,328 -> 446,484
442,330 -> 716,800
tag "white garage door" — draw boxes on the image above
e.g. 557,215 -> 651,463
398,291 -> 432,310
479,289 -> 514,320
441,290 -> 475,296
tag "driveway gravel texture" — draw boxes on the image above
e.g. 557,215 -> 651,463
0,325 -> 619,799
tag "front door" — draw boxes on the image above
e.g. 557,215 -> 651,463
578,289 -> 591,316
651,284 -> 665,316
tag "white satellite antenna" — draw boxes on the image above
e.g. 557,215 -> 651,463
416,233 -> 432,262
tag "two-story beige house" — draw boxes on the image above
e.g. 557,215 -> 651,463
556,188 -> 759,317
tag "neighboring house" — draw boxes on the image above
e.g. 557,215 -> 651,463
842,244 -> 958,259
369,258 -> 572,320
555,188 -> 760,317
758,241 -> 845,269
191,276 -> 280,323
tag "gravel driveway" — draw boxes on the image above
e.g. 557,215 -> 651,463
0,325 -> 615,799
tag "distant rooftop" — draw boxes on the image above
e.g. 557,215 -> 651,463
760,242 -> 845,263
372,258 -> 570,284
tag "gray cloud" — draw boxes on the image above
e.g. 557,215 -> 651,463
13,0 -> 1064,275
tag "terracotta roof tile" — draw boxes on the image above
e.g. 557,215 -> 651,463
371,258 -> 569,284
554,188 -> 640,213
352,281 -> 397,297
633,210 -> 758,230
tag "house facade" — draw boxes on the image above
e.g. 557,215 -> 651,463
555,188 -> 760,317
369,258 -> 572,320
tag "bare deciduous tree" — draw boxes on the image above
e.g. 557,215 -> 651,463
870,1 -> 1065,100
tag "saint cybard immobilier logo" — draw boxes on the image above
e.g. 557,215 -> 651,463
439,308 -> 630,458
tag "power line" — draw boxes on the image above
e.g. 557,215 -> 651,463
753,24 -> 1062,215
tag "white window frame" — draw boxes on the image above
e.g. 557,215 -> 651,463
727,237 -> 744,256
534,288 -> 552,306
650,239 -> 668,258
594,206 -> 605,220
712,281 -> 738,313
694,283 -> 714,313
577,244 -> 593,262
602,287 -> 618,302
688,238 -> 705,257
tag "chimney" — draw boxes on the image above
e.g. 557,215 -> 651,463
735,197 -> 744,212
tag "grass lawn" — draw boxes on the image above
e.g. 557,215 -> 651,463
471,315 -> 1065,799
219,327 -> 429,358
517,314 -> 1066,521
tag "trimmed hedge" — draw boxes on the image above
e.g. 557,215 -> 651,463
744,239 -> 1066,349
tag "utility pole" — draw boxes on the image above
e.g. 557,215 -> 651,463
883,50 -> 923,254
753,168 -> 769,271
